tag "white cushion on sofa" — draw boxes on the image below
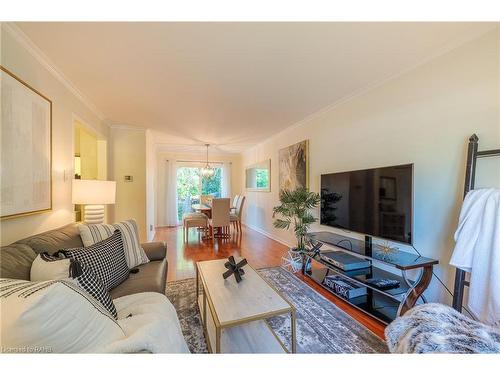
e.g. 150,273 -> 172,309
0,278 -> 125,353
30,253 -> 71,281
105,292 -> 190,353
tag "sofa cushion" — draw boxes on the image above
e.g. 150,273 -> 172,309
110,259 -> 167,299
0,278 -> 125,353
16,223 -> 83,255
0,244 -> 37,280
62,230 -> 130,291
141,241 -> 167,261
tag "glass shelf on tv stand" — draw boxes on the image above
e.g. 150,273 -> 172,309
307,231 -> 438,270
303,255 -> 403,324
303,231 -> 439,324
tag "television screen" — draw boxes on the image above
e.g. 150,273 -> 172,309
320,164 -> 413,244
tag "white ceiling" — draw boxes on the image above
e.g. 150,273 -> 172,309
17,22 -> 496,153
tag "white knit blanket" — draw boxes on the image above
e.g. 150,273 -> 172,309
102,292 -> 190,353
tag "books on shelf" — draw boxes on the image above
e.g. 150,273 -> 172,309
319,250 -> 371,271
322,274 -> 367,299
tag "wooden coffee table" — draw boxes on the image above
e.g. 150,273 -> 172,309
196,259 -> 296,353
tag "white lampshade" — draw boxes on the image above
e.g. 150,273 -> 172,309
72,179 -> 116,205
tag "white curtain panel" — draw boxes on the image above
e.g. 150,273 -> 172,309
165,160 -> 179,226
221,162 -> 232,199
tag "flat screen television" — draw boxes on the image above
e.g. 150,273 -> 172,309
320,164 -> 413,244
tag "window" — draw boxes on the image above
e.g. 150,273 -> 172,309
176,166 -> 222,221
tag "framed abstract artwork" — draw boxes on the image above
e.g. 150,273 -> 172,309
1,66 -> 52,219
278,140 -> 309,192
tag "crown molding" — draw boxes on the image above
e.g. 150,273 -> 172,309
109,124 -> 147,132
154,142 -> 240,156
2,22 -> 107,123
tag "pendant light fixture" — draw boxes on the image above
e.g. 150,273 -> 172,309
201,144 -> 215,178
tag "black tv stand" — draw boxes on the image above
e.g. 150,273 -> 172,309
364,235 -> 372,257
303,231 -> 438,324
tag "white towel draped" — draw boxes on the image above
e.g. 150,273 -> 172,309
450,188 -> 500,326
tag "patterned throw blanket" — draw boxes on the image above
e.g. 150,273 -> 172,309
385,303 -> 500,353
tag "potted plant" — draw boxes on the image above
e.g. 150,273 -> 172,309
273,187 -> 321,254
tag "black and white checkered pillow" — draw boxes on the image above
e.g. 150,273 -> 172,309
69,260 -> 117,318
61,230 -> 129,291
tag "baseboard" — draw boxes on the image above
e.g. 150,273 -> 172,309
242,222 -> 294,248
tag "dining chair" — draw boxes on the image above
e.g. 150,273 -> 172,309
230,195 -> 245,232
208,198 -> 231,238
182,212 -> 208,242
231,195 -> 240,213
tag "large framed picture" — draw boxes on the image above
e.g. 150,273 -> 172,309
278,140 -> 309,192
1,66 -> 52,219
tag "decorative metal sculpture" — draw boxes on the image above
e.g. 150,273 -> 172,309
223,256 -> 247,283
374,241 -> 398,261
309,241 -> 323,257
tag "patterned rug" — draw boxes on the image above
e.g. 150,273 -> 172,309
166,266 -> 388,353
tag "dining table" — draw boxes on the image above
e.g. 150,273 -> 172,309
191,203 -> 212,218
191,202 -> 237,219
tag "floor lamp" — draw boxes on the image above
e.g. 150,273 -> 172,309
72,179 -> 116,224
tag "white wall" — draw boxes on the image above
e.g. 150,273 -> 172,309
0,23 -> 109,246
156,150 -> 242,227
108,127 -> 147,241
145,130 -> 156,241
241,27 -> 500,304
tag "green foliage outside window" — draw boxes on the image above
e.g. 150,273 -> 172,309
201,168 -> 221,197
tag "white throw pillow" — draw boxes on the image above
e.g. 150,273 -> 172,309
0,278 -> 125,353
29,252 -> 119,318
30,253 -> 71,281
78,219 -> 149,269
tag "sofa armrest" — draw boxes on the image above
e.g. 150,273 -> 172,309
141,241 -> 167,261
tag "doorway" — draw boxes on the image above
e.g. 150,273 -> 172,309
176,166 -> 221,221
73,118 -> 107,221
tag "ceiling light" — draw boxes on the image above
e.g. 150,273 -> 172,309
201,144 -> 215,178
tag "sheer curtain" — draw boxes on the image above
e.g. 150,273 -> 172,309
221,162 -> 232,199
165,160 -> 179,226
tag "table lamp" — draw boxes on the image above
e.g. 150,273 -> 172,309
72,179 -> 116,224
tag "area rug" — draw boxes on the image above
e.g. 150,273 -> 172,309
165,266 -> 388,353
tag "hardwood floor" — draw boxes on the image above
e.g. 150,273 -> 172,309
154,224 -> 386,339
